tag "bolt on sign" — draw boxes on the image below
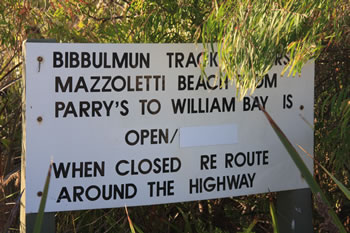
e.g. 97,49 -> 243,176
22,42 -> 314,213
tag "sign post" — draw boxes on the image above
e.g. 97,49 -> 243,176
21,42 -> 314,231
277,188 -> 313,232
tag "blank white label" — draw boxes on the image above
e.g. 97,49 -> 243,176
180,124 -> 238,148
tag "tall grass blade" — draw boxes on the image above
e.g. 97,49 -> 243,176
259,105 -> 346,233
297,145 -> 350,200
33,161 -> 52,233
0,190 -> 19,203
125,206 -> 136,233
243,218 -> 257,233
176,206 -> 192,233
160,218 -> 182,232
269,199 -> 279,233
133,224 -> 144,233
319,165 -> 350,200
3,190 -> 24,233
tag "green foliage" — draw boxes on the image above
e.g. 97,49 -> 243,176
202,0 -> 345,98
10,0 -> 213,44
314,45 -> 350,231
0,2 -> 22,227
318,85 -> 350,171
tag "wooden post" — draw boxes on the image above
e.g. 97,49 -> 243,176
276,188 -> 313,233
20,39 -> 56,233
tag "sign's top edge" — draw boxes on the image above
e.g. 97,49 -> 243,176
25,39 -> 57,43
24,41 -> 209,45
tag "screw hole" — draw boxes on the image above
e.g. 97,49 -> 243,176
300,105 -> 304,110
37,191 -> 43,197
37,116 -> 43,122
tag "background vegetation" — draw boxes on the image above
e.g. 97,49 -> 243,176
0,0 -> 349,232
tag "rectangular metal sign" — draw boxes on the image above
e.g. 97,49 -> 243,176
23,43 -> 314,213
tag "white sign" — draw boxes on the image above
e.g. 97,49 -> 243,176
23,43 -> 314,213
